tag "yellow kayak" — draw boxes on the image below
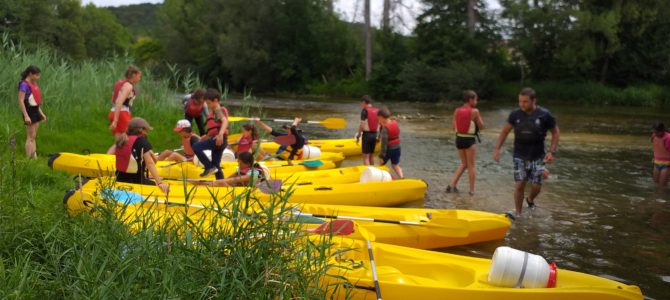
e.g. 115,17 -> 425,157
229,134 -> 372,157
318,236 -> 643,300
63,187 -> 510,249
70,177 -> 427,208
48,152 -> 338,180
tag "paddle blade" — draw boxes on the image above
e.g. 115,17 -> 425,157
256,179 -> 283,194
301,160 -> 323,168
227,116 -> 250,122
306,219 -> 355,235
273,135 -> 296,145
319,118 -> 346,129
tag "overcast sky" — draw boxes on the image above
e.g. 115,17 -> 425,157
82,0 -> 501,33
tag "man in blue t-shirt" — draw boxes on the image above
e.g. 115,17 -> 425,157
493,88 -> 560,217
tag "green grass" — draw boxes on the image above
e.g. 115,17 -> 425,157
0,36 -> 339,298
496,81 -> 670,107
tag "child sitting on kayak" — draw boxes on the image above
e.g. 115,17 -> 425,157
254,117 -> 305,164
196,151 -> 268,187
377,108 -> 404,179
156,119 -> 200,162
235,123 -> 266,159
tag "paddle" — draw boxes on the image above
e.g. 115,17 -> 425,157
273,135 -> 296,145
228,116 -> 346,130
264,159 -> 323,168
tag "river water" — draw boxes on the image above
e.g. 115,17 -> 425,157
229,96 -> 669,299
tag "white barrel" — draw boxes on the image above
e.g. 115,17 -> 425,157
488,246 -> 551,288
359,167 -> 393,183
302,145 -> 321,159
193,150 -> 212,168
221,148 -> 236,162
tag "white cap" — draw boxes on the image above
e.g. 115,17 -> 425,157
173,119 -> 192,132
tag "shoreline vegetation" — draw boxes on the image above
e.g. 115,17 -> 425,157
0,39 -> 342,299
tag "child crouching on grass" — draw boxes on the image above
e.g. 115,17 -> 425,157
377,108 -> 404,179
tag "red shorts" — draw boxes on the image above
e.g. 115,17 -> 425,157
108,111 -> 131,135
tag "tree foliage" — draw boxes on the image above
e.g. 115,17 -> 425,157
0,0 -> 132,59
160,0 -> 360,92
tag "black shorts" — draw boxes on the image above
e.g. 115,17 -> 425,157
361,132 -> 377,154
455,136 -> 476,149
24,106 -> 43,124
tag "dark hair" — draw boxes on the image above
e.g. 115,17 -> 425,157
242,123 -> 259,140
463,90 -> 477,102
238,151 -> 254,166
377,107 -> 392,118
21,65 -> 41,80
361,95 -> 372,104
519,87 -> 536,100
204,88 -> 220,101
192,88 -> 206,100
653,121 -> 666,132
124,65 -> 141,79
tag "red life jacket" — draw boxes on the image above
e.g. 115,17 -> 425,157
182,133 -> 198,157
386,120 -> 400,145
205,106 -> 229,136
237,136 -> 254,153
21,80 -> 42,106
653,132 -> 670,161
111,79 -> 137,107
455,105 -> 474,134
185,98 -> 204,117
364,107 -> 380,132
116,135 -> 139,173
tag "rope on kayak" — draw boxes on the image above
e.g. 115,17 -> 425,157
514,252 -> 530,288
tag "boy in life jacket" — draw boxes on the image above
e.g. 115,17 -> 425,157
195,151 -> 268,187
254,118 -> 306,164
183,88 -> 206,135
156,119 -> 200,162
652,121 -> 670,187
447,90 -> 485,195
108,65 -> 141,154
192,88 -> 229,179
377,108 -> 404,179
114,117 -> 169,193
356,95 -> 380,165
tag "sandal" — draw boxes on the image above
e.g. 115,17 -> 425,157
525,197 -> 536,209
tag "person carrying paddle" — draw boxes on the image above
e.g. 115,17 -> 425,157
17,65 -> 47,159
493,88 -> 560,217
114,117 -> 169,193
652,121 -> 670,187
447,90 -> 485,195
156,119 -> 199,162
195,151 -> 268,187
108,65 -> 141,154
183,88 -> 206,135
377,108 -> 404,179
356,95 -> 380,165
193,88 -> 229,179
254,117 -> 305,163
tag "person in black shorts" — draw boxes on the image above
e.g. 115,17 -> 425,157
447,90 -> 484,195
17,65 -> 47,159
356,95 -> 380,165
254,117 -> 305,164
493,88 -> 560,217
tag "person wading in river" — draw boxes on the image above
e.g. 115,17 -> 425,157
493,88 -> 560,217
447,90 -> 484,195
651,121 -> 670,187
356,95 -> 379,165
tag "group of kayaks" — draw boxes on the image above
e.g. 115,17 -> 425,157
49,135 -> 644,299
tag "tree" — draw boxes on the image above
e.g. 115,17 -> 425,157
81,4 -> 133,58
364,0 -> 372,81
